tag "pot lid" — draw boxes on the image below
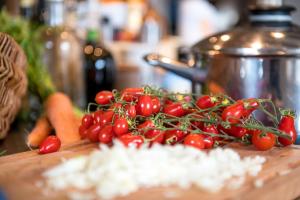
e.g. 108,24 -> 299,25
192,2 -> 300,56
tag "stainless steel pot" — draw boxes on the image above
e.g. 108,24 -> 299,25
144,0 -> 300,143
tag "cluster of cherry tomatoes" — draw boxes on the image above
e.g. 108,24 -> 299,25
79,87 -> 297,151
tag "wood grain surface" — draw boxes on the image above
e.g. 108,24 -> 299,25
0,141 -> 300,200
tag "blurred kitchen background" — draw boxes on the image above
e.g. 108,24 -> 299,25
1,0 -> 300,108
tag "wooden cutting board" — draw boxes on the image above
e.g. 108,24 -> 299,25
0,141 -> 300,200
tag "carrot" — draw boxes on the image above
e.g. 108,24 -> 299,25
74,116 -> 82,128
27,116 -> 52,148
45,92 -> 81,144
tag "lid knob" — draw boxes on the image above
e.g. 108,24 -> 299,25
256,0 -> 283,8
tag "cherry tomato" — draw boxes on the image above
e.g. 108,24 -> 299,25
217,124 -> 247,139
202,124 -> 219,140
122,87 -> 144,95
247,129 -> 255,135
93,110 -> 104,124
118,133 -> 144,148
121,88 -> 144,102
164,129 -> 185,144
95,90 -> 114,105
278,115 -> 297,146
191,120 -> 204,130
217,124 -> 228,134
113,117 -> 129,137
81,114 -> 94,129
122,94 -> 138,102
238,98 -> 259,117
164,99 -> 173,105
39,136 -> 61,154
228,126 -> 248,138
190,113 -> 204,130
163,103 -> 186,117
152,97 -> 161,114
196,95 -> 217,109
222,102 -> 245,124
252,130 -> 276,151
203,136 -> 214,149
87,124 -> 102,142
79,125 -> 89,139
137,120 -> 155,135
144,129 -> 165,145
99,111 -> 114,126
125,104 -> 136,118
184,134 -> 205,150
109,103 -> 122,110
99,125 -> 114,144
136,95 -> 153,117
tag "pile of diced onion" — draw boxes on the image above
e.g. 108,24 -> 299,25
43,142 -> 266,199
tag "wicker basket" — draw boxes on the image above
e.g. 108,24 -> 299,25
0,32 -> 27,139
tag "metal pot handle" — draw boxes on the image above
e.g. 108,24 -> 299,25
143,53 -> 207,83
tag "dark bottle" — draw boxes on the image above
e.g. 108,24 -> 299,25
32,0 -> 46,25
20,0 -> 36,20
84,29 -> 116,105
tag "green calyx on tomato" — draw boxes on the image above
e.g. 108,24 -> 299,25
279,108 -> 296,118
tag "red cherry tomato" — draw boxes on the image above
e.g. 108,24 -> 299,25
228,126 -> 248,138
79,125 -> 89,139
39,136 -> 61,154
203,136 -> 214,149
95,90 -> 114,105
113,117 -> 129,137
152,97 -> 161,114
217,124 -> 227,134
163,103 -> 186,117
252,130 -> 276,151
217,124 -> 247,139
99,125 -> 114,144
278,115 -> 297,146
184,134 -> 205,150
122,87 -> 144,95
87,124 -> 102,142
93,110 -> 104,124
247,129 -> 255,135
238,98 -> 259,117
81,114 -> 94,129
138,120 -> 154,129
122,94 -> 138,102
99,111 -> 114,126
222,102 -> 245,124
196,95 -> 217,109
191,120 -> 204,130
144,129 -> 165,145
164,129 -> 185,144
202,124 -> 219,140
121,88 -> 144,102
118,133 -> 144,148
125,104 -> 136,118
189,113 -> 204,130
109,103 -> 122,110
137,120 -> 155,135
136,95 -> 153,117
164,99 -> 173,105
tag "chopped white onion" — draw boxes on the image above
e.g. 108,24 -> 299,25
43,141 -> 265,199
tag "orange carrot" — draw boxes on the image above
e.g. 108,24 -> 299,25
27,116 -> 52,148
74,116 -> 82,128
45,92 -> 81,144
